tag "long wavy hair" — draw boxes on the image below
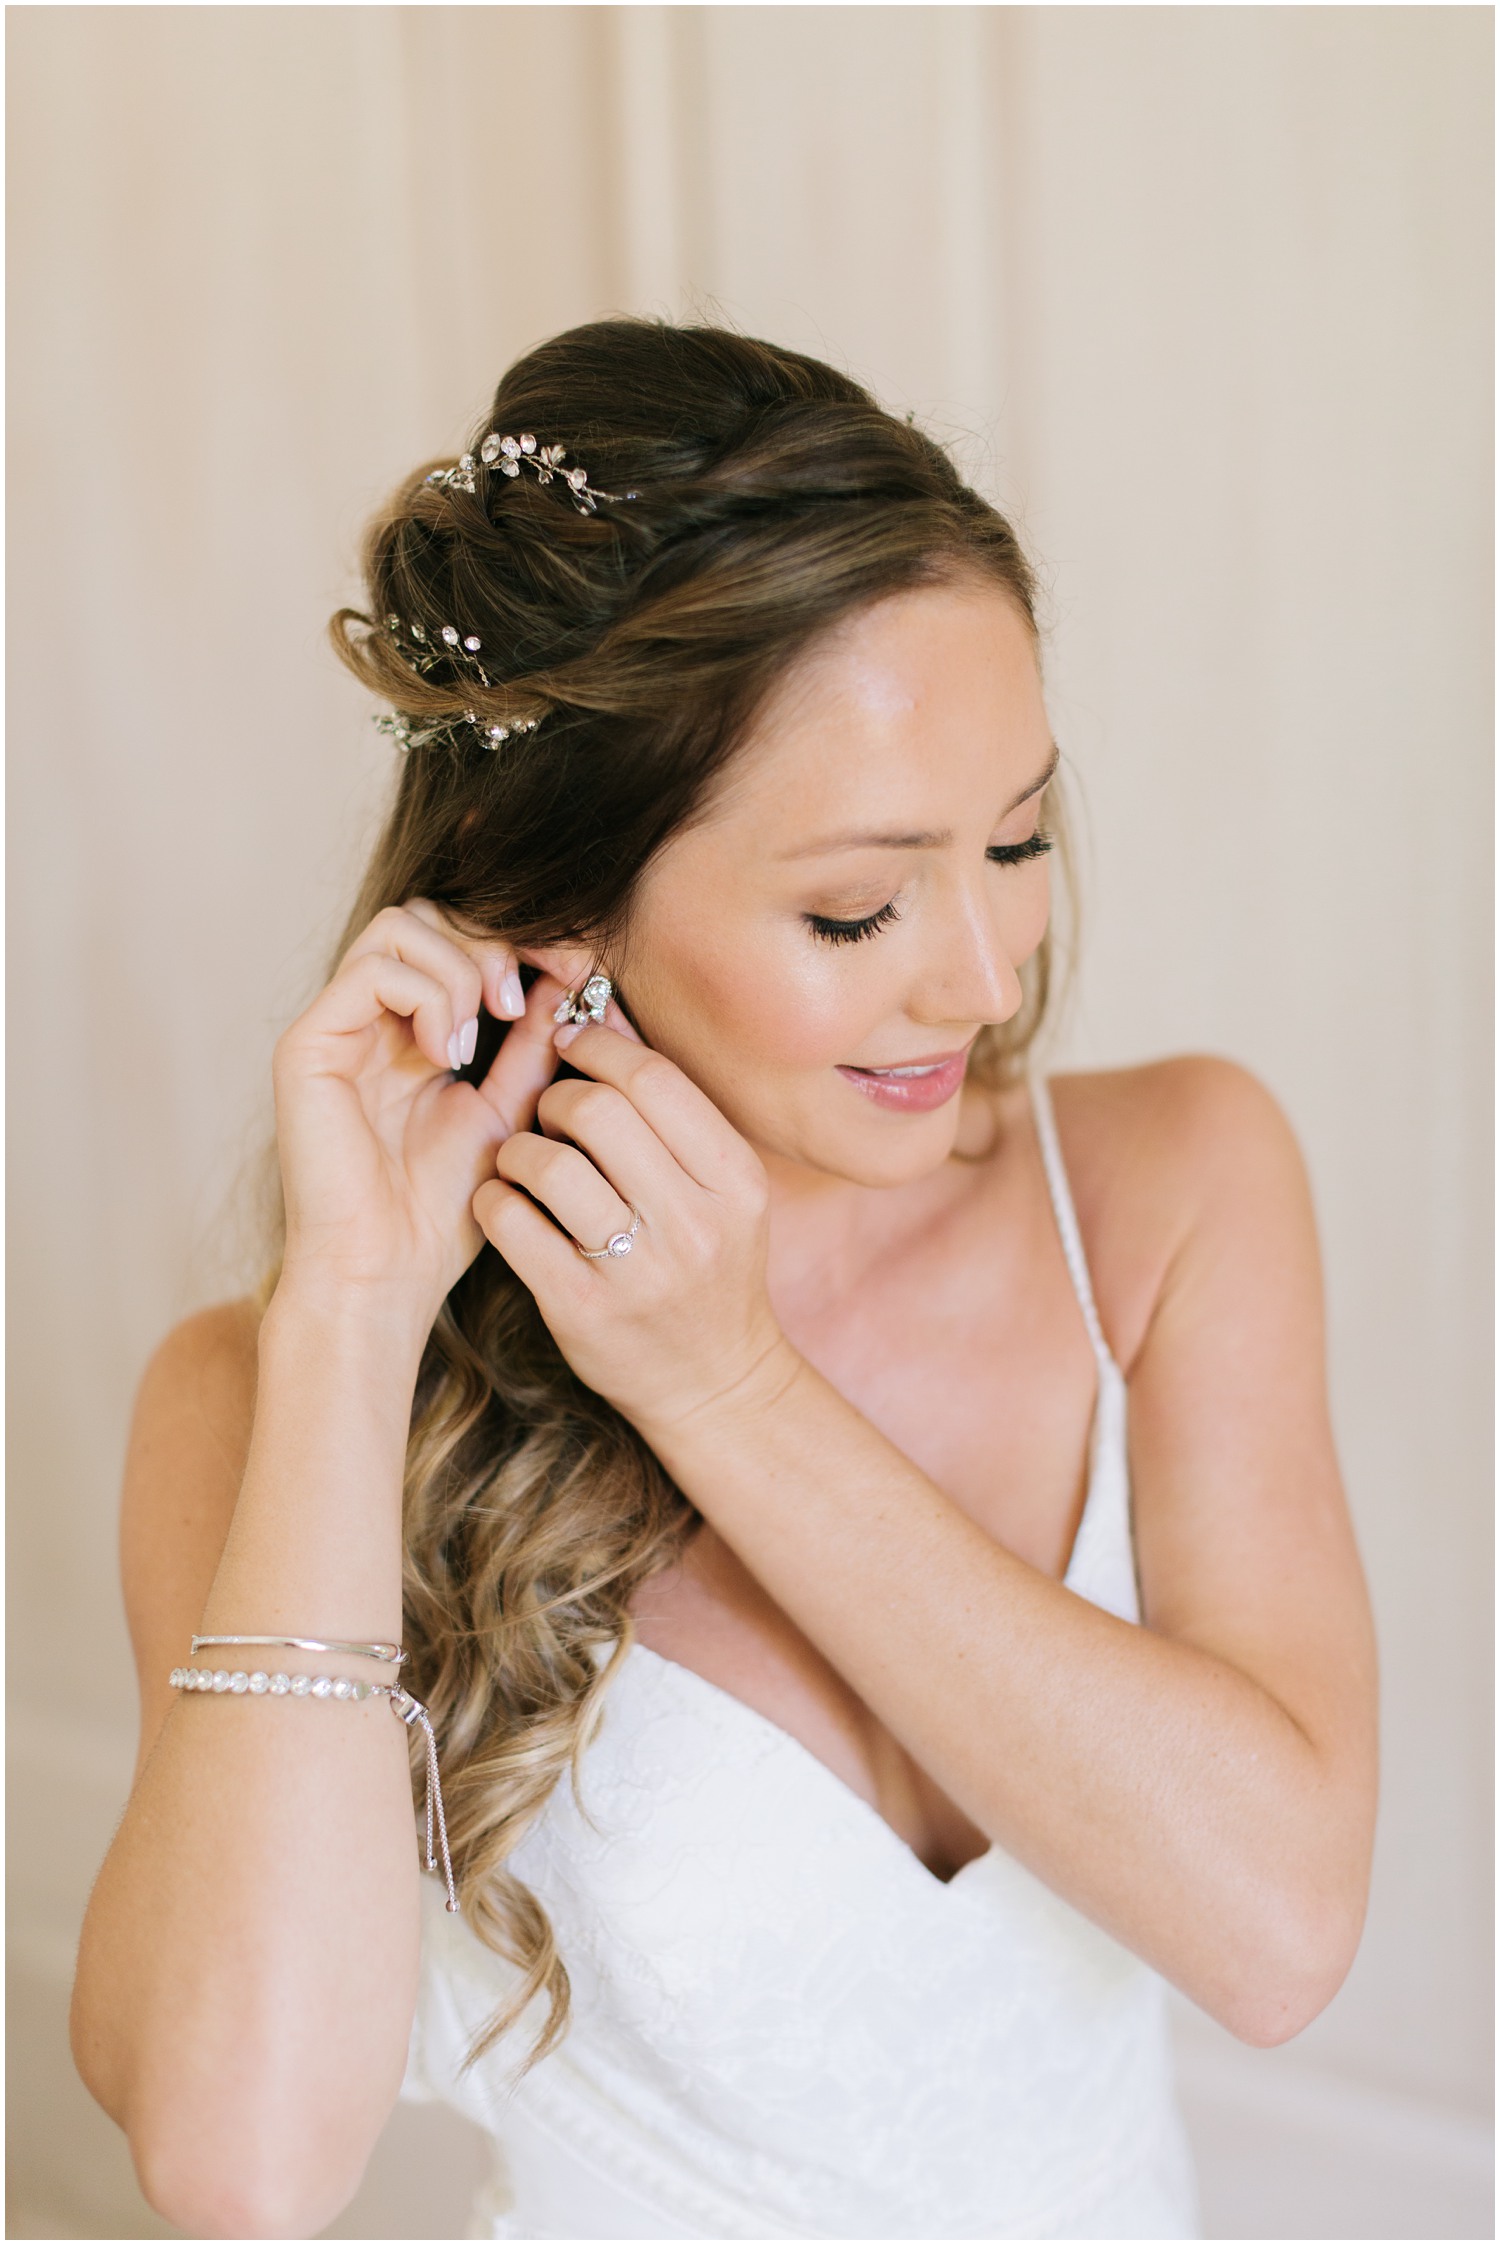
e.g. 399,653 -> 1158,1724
262,316 -> 1070,2074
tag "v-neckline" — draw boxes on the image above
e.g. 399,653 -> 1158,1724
621,1395 -> 1112,1897
617,1086 -> 1126,1897
624,1637 -> 997,1894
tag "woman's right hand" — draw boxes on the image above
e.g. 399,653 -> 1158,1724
270,900 -> 573,1332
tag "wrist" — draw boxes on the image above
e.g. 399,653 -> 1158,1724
260,1271 -> 435,1386
632,1330 -> 810,1461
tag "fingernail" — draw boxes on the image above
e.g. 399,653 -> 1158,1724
554,1021 -> 583,1049
459,1016 -> 479,1067
447,1030 -> 464,1071
500,971 -> 525,1018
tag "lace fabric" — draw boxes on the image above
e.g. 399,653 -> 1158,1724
398,1074 -> 1202,2239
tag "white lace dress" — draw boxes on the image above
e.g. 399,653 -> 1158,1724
397,1074 -> 1203,2240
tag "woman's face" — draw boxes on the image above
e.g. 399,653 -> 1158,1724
619,575 -> 1057,1190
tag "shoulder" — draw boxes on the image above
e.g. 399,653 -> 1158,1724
122,1300 -> 263,1780
126,1296 -> 263,1564
1039,1056 -> 1315,1372
1050,1052 -> 1306,1190
136,1296 -> 262,1411
125,1295 -> 263,1516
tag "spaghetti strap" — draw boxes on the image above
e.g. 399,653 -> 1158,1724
1028,1072 -> 1117,1374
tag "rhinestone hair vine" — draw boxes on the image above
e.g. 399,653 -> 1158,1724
373,709 -> 541,754
373,615 -> 543,752
375,428 -> 640,754
425,429 -> 640,516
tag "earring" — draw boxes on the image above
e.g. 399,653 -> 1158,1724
553,973 -> 613,1028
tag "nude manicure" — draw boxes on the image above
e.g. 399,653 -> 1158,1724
500,971 -> 525,1018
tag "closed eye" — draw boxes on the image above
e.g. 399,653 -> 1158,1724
986,831 -> 1053,868
804,832 -> 1052,946
805,896 -> 903,946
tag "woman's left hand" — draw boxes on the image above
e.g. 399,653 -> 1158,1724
471,1014 -> 797,1433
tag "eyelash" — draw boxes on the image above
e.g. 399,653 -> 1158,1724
805,831 -> 1054,945
806,896 -> 904,947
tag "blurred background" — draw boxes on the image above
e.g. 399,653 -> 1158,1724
7,6 -> 1492,2238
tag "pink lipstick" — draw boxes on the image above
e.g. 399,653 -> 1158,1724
834,1045 -> 972,1112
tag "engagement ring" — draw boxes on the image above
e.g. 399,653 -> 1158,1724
575,1203 -> 642,1259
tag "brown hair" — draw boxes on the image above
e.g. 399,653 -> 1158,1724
305,316 -> 1064,2073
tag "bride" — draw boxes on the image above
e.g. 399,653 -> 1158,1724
70,316 -> 1378,2240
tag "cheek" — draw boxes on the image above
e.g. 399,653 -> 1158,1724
633,908 -> 871,1075
1005,864 -> 1052,964
765,970 -> 875,1067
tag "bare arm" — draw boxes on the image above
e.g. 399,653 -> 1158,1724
476,1032 -> 1379,2050
636,1059 -> 1379,2045
71,1290 -> 429,2238
69,904 -> 578,2239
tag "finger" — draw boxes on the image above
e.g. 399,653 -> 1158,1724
473,969 -> 569,1135
534,1074 -> 690,1211
547,1020 -> 757,1197
505,960 -> 644,1048
472,1175 -> 597,1297
472,975 -> 643,1133
494,1131 -> 637,1255
344,905 -> 486,1061
403,898 -> 526,1021
599,992 -> 646,1046
306,952 -> 462,1075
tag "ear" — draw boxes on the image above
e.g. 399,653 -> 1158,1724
514,943 -> 603,993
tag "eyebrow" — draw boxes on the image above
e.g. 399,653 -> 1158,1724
777,742 -> 1060,859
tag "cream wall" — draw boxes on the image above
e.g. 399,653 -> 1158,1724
7,8 -> 1492,2239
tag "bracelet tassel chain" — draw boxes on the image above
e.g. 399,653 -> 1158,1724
175,1640 -> 458,1912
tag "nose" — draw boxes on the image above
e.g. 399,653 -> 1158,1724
909,871 -> 1029,1030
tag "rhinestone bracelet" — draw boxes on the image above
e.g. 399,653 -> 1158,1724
170,1665 -> 458,1913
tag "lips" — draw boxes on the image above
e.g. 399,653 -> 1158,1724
834,1042 -> 974,1113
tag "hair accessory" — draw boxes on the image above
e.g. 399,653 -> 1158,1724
575,1202 -> 641,1260
376,614 -> 547,754
375,710 -> 541,755
384,616 -> 487,678
379,436 -> 638,755
171,1661 -> 458,1913
553,973 -> 613,1028
426,430 -> 640,516
191,1633 -> 407,1666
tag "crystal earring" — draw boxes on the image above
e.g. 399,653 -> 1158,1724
554,973 -> 613,1028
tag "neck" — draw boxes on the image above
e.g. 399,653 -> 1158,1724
752,1140 -> 955,1315
750,1080 -> 1014,1306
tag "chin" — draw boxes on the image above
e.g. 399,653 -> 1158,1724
848,1138 -> 959,1190
805,1104 -> 963,1189
712,1064 -> 968,1188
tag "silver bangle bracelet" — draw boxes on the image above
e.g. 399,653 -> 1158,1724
170,1665 -> 456,1914
190,1633 -> 407,1667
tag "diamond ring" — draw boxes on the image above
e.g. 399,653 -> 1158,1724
575,1203 -> 642,1260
